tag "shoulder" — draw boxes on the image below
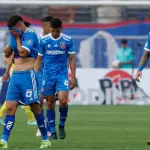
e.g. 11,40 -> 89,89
24,28 -> 35,34
24,28 -> 37,38
40,34 -> 51,44
62,33 -> 72,41
40,34 -> 50,40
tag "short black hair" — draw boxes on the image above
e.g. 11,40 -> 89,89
121,39 -> 127,44
7,15 -> 23,27
24,21 -> 30,27
41,16 -> 53,22
50,18 -> 62,29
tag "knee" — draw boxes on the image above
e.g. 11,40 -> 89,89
30,103 -> 42,116
59,98 -> 67,108
46,100 -> 55,109
6,105 -> 17,115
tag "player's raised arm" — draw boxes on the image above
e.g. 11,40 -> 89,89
7,16 -> 31,57
15,36 -> 29,57
68,38 -> 76,89
136,34 -> 150,82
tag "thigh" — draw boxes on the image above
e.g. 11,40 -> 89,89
6,101 -> 18,115
56,76 -> 69,93
41,73 -> 56,96
58,91 -> 68,103
20,70 -> 40,105
6,74 -> 21,102
30,102 -> 42,116
46,96 -> 55,109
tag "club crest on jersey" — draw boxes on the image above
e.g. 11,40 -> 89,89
60,41 -> 66,49
41,87 -> 44,92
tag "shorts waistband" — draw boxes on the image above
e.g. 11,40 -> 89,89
13,69 -> 35,74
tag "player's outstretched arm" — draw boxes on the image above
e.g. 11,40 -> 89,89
34,55 -> 42,73
69,54 -> 76,89
136,50 -> 150,82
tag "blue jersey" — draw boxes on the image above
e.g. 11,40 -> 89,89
38,33 -> 75,76
9,28 -> 38,59
144,33 -> 150,51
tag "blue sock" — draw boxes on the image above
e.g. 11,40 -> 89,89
59,105 -> 68,126
46,121 -> 50,132
46,109 -> 56,133
35,112 -> 48,140
2,115 -> 15,142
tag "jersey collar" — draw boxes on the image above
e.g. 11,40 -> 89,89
49,33 -> 62,41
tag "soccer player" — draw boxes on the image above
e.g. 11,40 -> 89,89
35,18 -> 76,139
36,16 -> 53,137
0,15 -> 51,148
135,33 -> 150,145
0,21 -> 36,126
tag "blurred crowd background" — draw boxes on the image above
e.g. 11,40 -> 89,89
0,3 -> 149,69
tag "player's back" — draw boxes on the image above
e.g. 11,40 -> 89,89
40,33 -> 74,76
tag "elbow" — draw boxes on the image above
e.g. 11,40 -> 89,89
5,53 -> 11,58
19,49 -> 29,57
4,47 -> 12,58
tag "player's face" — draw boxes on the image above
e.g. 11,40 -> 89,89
51,28 -> 62,39
41,22 -> 51,35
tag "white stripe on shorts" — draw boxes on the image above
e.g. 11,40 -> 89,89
30,70 -> 38,99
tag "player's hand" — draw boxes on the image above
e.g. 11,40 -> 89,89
2,73 -> 9,82
10,30 -> 20,39
69,78 -> 76,90
135,71 -> 142,82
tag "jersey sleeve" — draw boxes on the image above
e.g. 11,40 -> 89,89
144,33 -> 150,51
68,38 -> 75,54
38,38 -> 45,56
9,35 -> 14,49
22,32 -> 35,52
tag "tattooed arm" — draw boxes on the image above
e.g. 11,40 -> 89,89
139,51 -> 150,67
136,50 -> 150,82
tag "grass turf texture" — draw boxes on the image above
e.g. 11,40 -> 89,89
0,106 -> 150,150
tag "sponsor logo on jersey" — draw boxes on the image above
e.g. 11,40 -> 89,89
46,50 -> 65,55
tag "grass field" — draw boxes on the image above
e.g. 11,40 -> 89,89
1,105 -> 150,150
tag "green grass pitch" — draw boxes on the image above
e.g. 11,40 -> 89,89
0,105 -> 150,150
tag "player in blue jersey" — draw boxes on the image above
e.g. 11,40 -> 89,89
36,16 -> 53,137
0,15 -> 51,149
136,33 -> 150,145
35,18 -> 76,139
1,21 -> 37,126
